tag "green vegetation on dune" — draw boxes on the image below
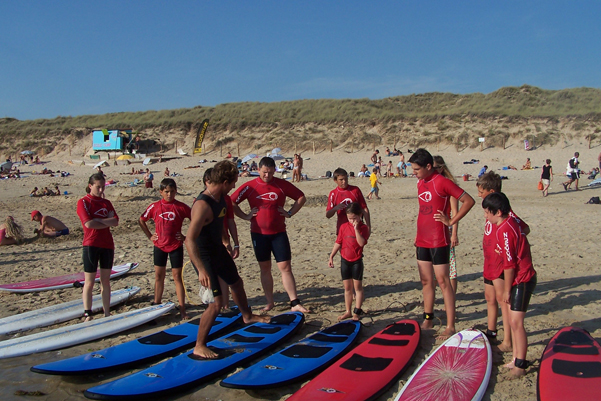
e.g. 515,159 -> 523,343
2,85 -> 601,155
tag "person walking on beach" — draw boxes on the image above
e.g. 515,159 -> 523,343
562,152 -> 580,191
328,202 -> 370,321
408,149 -> 475,340
139,178 -> 191,319
76,173 -> 119,321
231,156 -> 309,313
540,159 -> 553,197
31,210 -> 69,238
185,161 -> 269,360
326,168 -> 370,234
366,167 -> 381,200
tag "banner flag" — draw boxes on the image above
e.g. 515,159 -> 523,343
194,119 -> 209,154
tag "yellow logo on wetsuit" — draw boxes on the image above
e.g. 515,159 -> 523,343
218,207 -> 226,218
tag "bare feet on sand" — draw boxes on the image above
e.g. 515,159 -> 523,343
190,345 -> 219,360
497,342 -> 512,352
243,313 -> 271,324
508,367 -> 526,379
263,303 -> 274,312
503,359 -> 515,369
436,327 -> 455,341
291,303 -> 311,313
421,320 -> 434,330
338,311 -> 352,321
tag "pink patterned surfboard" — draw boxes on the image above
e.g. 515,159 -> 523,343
395,329 -> 492,401
0,263 -> 138,293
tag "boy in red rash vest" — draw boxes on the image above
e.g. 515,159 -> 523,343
482,192 -> 536,379
139,178 -> 191,319
328,202 -> 370,321
408,148 -> 475,340
477,171 -> 530,352
326,168 -> 370,234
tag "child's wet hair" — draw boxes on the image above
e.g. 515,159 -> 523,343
346,202 -> 363,216
86,173 -> 105,194
476,171 -> 502,192
160,178 -> 177,191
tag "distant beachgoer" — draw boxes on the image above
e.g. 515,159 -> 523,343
226,151 -> 232,158
521,158 -> 531,170
143,168 -> 154,188
292,154 -> 301,182
164,167 -> 170,177
366,168 -> 381,200
31,211 -> 69,238
385,147 -> 391,156
540,159 -> 553,197
370,150 -> 379,164
562,152 -> 580,191
386,160 -> 393,177
0,216 -> 25,246
30,187 -> 39,197
358,164 -> 369,177
478,165 -> 488,178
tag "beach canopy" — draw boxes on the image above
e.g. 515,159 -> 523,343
269,154 -> 285,161
271,147 -> 281,155
241,154 -> 257,163
0,161 -> 12,172
20,150 -> 35,155
116,154 -> 134,160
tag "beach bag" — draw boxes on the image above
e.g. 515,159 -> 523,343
569,158 -> 577,169
325,171 -> 332,178
587,196 -> 601,204
349,171 -> 355,177
537,181 -> 544,190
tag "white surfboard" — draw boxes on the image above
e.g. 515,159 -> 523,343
0,287 -> 141,336
0,303 -> 175,359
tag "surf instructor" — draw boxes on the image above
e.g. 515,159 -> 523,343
185,160 -> 269,360
231,156 -> 309,313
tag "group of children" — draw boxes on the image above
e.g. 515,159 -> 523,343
74,148 -> 536,378
326,148 -> 537,379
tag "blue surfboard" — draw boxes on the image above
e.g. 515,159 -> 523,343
221,319 -> 361,389
84,311 -> 304,400
31,308 -> 242,375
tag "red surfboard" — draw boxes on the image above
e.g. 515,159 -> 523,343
538,326 -> 601,401
0,263 -> 138,293
287,319 -> 420,401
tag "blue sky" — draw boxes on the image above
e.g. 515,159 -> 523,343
2,1 -> 601,121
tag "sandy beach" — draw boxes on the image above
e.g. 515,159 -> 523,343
1,140 -> 600,401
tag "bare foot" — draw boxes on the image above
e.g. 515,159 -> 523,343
243,313 -> 271,324
291,303 -> 311,313
84,315 -> 93,322
262,303 -> 274,312
497,342 -> 512,352
508,367 -> 526,379
421,320 -> 434,330
503,359 -> 515,369
436,327 -> 455,341
191,345 -> 219,360
338,311 -> 352,321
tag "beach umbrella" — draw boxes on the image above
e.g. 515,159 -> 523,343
271,147 -> 281,155
241,154 -> 257,163
21,150 -> 35,155
93,160 -> 109,169
0,161 -> 12,172
116,154 -> 134,160
269,154 -> 285,161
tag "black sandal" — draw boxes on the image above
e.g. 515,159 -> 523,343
83,309 -> 93,321
353,308 -> 364,317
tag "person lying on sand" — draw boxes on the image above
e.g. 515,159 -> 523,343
31,210 -> 69,238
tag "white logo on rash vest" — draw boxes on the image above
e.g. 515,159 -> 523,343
94,208 -> 109,218
159,211 -> 176,221
235,186 -> 250,204
257,192 -> 278,201
418,191 -> 432,202
503,232 -> 512,261
484,221 -> 493,236
340,197 -> 353,206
